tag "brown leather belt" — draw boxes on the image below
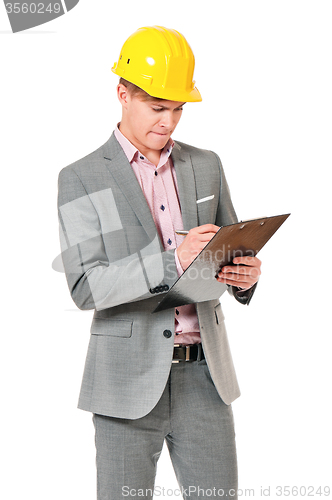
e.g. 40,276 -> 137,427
172,343 -> 205,363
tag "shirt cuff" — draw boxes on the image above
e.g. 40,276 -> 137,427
174,249 -> 184,277
232,281 -> 258,305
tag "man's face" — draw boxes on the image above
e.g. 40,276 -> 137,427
118,85 -> 185,157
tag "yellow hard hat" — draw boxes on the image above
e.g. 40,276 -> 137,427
112,26 -> 202,102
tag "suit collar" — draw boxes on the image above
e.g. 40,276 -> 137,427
114,125 -> 175,166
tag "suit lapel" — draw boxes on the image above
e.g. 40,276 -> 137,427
103,133 -> 158,241
102,134 -> 198,240
172,143 -> 198,231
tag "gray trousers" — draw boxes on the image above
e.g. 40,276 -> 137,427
92,359 -> 238,499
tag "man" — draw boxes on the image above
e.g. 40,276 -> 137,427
58,26 -> 261,500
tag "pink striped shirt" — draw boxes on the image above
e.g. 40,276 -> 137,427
114,126 -> 201,345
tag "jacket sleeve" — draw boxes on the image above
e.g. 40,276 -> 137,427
57,167 -> 177,311
213,152 -> 258,306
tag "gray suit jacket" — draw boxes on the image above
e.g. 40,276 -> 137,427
58,133 -> 256,419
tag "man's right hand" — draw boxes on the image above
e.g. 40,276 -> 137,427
176,224 -> 220,270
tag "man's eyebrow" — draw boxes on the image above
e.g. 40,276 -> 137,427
152,102 -> 186,109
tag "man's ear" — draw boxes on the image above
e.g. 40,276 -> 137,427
117,84 -> 130,108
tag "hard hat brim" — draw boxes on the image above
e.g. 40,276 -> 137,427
112,67 -> 202,102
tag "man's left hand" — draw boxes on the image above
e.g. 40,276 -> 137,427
216,256 -> 262,290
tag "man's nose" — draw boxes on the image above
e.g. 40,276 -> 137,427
159,113 -> 173,129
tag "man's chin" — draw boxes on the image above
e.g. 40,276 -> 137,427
149,133 -> 170,147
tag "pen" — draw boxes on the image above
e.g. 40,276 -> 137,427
175,230 -> 189,235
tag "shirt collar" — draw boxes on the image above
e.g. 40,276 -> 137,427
114,123 -> 174,165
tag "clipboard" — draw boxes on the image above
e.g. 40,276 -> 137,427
153,213 -> 290,313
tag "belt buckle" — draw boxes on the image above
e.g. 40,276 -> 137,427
172,344 -> 190,363
172,344 -> 191,363
172,344 -> 180,363
185,345 -> 190,361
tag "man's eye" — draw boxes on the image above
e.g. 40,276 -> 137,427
153,107 -> 163,112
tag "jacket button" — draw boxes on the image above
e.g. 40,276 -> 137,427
163,329 -> 172,339
163,285 -> 169,291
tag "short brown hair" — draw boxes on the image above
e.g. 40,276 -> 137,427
119,78 -> 164,102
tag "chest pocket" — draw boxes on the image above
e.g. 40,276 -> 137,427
197,195 -> 217,225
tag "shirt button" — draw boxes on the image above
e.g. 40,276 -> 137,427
163,329 -> 172,339
140,155 -> 144,160
155,171 -> 158,176
160,205 -> 165,211
167,238 -> 172,245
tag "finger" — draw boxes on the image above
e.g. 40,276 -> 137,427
217,276 -> 253,288
233,256 -> 261,267
221,265 -> 249,275
218,271 -> 255,282
195,231 -> 219,242
220,265 -> 261,278
219,268 -> 261,281
193,224 -> 220,234
185,233 -> 218,247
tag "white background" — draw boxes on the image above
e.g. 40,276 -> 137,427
1,1 -> 331,498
